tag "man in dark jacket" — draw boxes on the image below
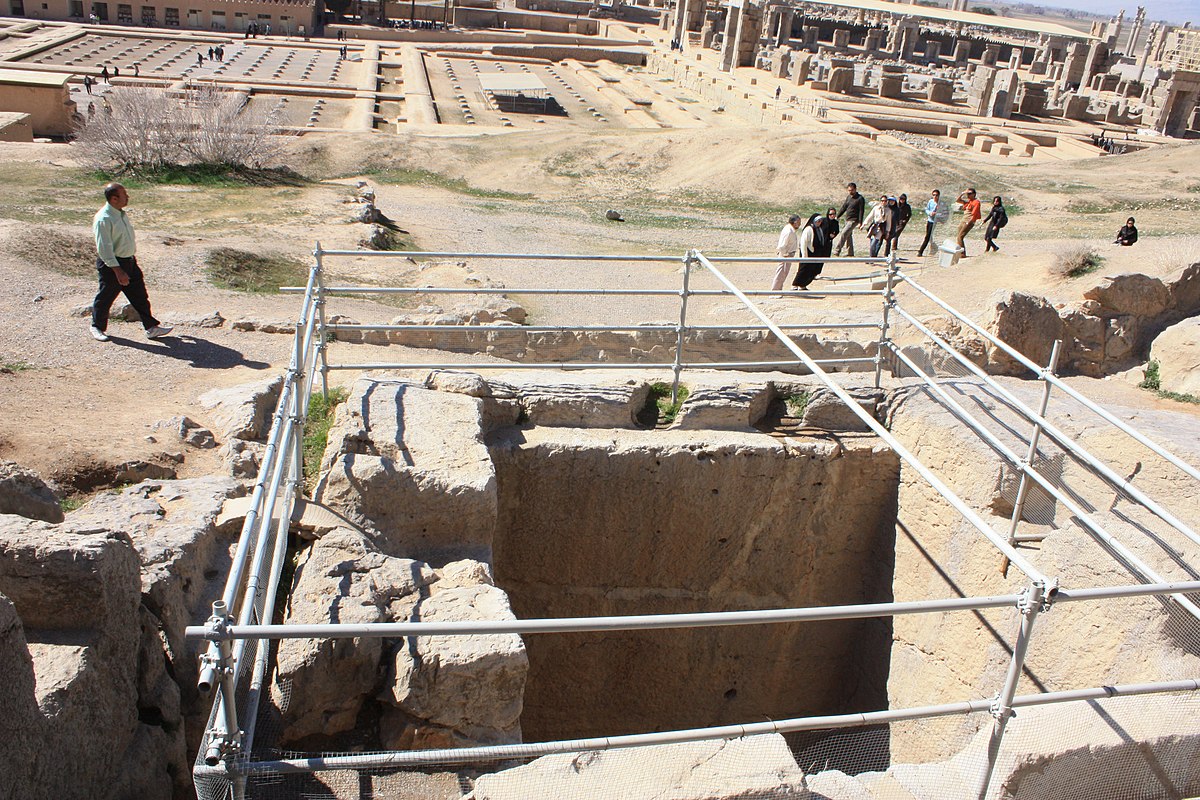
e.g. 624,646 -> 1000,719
834,182 -> 865,257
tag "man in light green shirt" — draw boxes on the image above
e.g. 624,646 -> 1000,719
91,183 -> 172,342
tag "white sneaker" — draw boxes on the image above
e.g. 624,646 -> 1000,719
145,324 -> 174,339
90,326 -> 110,342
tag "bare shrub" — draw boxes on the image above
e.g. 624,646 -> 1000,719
72,87 -> 185,172
1051,245 -> 1104,280
181,86 -> 291,169
72,85 -> 290,173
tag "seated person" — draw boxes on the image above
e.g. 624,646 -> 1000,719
1114,217 -> 1138,246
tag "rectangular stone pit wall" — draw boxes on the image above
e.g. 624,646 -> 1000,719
488,428 -> 900,742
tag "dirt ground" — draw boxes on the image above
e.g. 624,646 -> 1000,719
1,129 -> 1198,496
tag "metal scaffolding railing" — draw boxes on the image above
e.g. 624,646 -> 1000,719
188,246 -> 1200,800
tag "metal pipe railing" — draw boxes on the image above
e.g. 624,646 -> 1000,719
183,578 -> 1200,643
194,677 -> 1200,776
326,322 -> 884,332
320,358 -> 875,372
286,286 -> 884,297
886,342 -> 1200,621
692,252 -> 1047,582
891,304 -> 1200,556
898,271 -> 1200,484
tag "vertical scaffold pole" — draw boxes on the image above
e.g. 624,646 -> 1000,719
202,600 -> 241,768
314,242 -> 330,402
671,251 -> 695,406
1001,339 -> 1061,578
977,580 -> 1053,800
875,251 -> 898,389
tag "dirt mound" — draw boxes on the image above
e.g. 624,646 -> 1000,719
7,225 -> 96,278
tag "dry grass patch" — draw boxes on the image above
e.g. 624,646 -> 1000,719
1051,245 -> 1104,280
204,247 -> 308,293
9,226 -> 97,279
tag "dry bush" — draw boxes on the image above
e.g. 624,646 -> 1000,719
1051,245 -> 1104,280
72,86 -> 290,173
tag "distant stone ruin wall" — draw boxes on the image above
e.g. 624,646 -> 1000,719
334,323 -> 879,373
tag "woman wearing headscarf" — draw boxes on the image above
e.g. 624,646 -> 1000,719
1114,217 -> 1138,246
982,195 -> 1008,253
865,195 -> 894,258
825,207 -> 840,242
793,213 -> 829,290
890,193 -> 912,254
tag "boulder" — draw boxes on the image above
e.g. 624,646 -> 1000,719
671,381 -> 773,431
984,291 -> 1064,376
0,460 -> 63,522
802,387 -> 884,432
1082,273 -> 1172,318
273,528 -> 437,743
520,380 -> 650,428
0,594 -> 39,794
0,523 -> 147,798
314,379 -> 497,563
1148,316 -> 1200,396
1166,262 -> 1200,317
425,370 -> 492,398
465,734 -> 807,799
384,581 -> 526,744
218,437 -> 263,478
152,416 -> 217,449
197,375 -> 284,441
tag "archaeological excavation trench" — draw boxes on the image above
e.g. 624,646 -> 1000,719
261,369 -> 1200,792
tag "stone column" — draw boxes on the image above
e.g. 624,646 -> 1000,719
802,25 -> 819,51
1135,24 -> 1157,83
982,44 -> 1000,66
864,28 -> 885,55
1081,40 -> 1109,86
731,1 -> 762,69
1060,41 -> 1088,89
832,28 -> 850,51
792,51 -> 811,84
1109,9 -> 1124,48
928,76 -> 954,103
988,69 -> 1018,118
898,21 -> 918,61
924,40 -> 942,64
969,65 -> 997,115
952,39 -> 971,66
719,4 -> 740,71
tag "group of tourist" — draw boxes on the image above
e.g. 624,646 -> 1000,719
773,182 -> 1013,291
206,45 -> 227,62
243,20 -> 269,38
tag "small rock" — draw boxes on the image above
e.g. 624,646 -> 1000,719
605,209 -> 625,222
0,460 -> 64,523
33,295 -> 45,303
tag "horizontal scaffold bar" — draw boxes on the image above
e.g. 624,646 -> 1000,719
282,287 -> 884,297
320,358 -> 869,372
195,678 -> 1200,776
325,322 -> 883,333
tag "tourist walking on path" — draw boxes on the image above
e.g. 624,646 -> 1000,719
834,182 -> 864,257
100,64 -> 109,83
916,189 -> 949,257
955,188 -> 982,258
83,75 -> 93,94
772,214 -> 802,292
865,195 -> 895,258
90,183 -> 173,342
793,213 -> 831,290
890,193 -> 912,254
824,207 -> 839,242
982,196 -> 1008,253
1114,217 -> 1138,246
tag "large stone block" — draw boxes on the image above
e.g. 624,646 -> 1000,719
984,290 -> 1065,376
314,379 -> 497,563
1149,316 -> 1200,395
0,460 -> 62,523
197,375 -> 284,441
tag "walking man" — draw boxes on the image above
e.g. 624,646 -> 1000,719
834,182 -> 865,257
90,183 -> 172,342
955,188 -> 982,258
772,214 -> 802,292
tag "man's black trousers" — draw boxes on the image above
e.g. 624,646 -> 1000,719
92,256 -> 160,332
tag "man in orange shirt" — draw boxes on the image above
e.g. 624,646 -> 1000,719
955,188 -> 982,258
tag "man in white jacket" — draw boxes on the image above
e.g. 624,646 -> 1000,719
772,215 -> 802,291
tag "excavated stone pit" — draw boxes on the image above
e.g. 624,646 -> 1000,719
489,427 -> 899,742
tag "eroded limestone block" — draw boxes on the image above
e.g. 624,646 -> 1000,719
465,734 -> 807,799
519,380 -> 650,428
197,375 -> 284,441
151,415 -> 218,449
1148,316 -> 1200,395
273,528 -> 437,743
1082,272 -> 1172,318
0,460 -> 63,523
984,290 -> 1064,376
0,594 -> 38,794
802,387 -> 884,432
671,381 -> 773,431
314,379 -> 497,562
385,582 -> 526,744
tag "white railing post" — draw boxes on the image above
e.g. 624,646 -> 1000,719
1002,339 -> 1062,577
671,250 -> 695,406
201,600 -> 241,767
978,580 -> 1054,800
314,242 -> 330,402
875,251 -> 898,389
